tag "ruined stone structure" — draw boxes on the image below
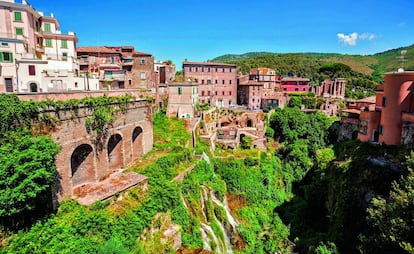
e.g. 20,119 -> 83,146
199,108 -> 266,151
19,93 -> 153,203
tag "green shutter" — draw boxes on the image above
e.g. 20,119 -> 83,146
45,39 -> 52,47
14,12 -> 22,21
44,23 -> 51,32
15,28 -> 23,35
61,40 -> 67,48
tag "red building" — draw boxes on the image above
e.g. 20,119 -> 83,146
279,76 -> 310,92
183,61 -> 237,107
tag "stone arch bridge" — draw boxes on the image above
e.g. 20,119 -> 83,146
19,92 -> 153,203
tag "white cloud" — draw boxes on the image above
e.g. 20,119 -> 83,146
359,33 -> 376,40
337,32 -> 376,46
337,32 -> 358,46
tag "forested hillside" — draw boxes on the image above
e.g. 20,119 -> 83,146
212,44 -> 414,99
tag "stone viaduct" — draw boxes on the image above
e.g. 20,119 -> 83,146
18,91 -> 153,203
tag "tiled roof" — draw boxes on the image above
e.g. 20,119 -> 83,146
357,96 -> 376,104
183,61 -> 237,67
77,46 -> 117,54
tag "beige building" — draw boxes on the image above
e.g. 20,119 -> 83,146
0,0 -> 93,93
167,83 -> 198,118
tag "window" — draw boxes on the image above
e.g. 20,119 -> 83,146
229,91 -> 232,96
208,91 -> 211,96
222,91 -> 225,95
229,68 -> 232,72
222,80 -> 225,84
128,80 -> 132,85
45,39 -> 52,47
222,68 -> 225,72
382,97 -> 387,107
202,91 -> 205,96
140,59 -> 145,65
229,80 -> 232,85
0,52 -> 13,62
90,56 -> 95,63
215,91 -> 217,96
201,79 -> 204,84
44,23 -> 51,32
379,125 -> 384,135
215,68 -> 218,72
15,28 -> 23,35
14,12 -> 22,21
75,82 -> 78,88
178,87 -> 182,95
215,80 -> 218,84
110,56 -> 115,64
61,40 -> 68,48
207,79 -> 211,85
28,65 -> 35,75
140,72 -> 146,79
208,67 -> 210,72
195,67 -> 198,72
202,67 -> 204,72
62,52 -> 67,60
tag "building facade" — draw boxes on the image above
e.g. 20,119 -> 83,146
183,61 -> 237,108
0,0 -> 85,93
166,83 -> 198,118
342,71 -> 414,145
279,76 -> 310,92
77,46 -> 154,90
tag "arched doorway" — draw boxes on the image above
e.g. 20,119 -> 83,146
108,134 -> 123,172
71,144 -> 94,187
132,126 -> 143,160
30,83 -> 38,92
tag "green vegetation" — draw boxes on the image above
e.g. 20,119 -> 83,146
2,90 -> 414,254
212,44 -> 414,99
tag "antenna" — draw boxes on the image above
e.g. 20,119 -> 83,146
398,50 -> 408,71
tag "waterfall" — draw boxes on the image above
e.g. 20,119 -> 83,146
210,190 -> 239,230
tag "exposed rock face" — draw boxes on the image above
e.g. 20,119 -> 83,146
329,121 -> 359,142
139,212 -> 182,252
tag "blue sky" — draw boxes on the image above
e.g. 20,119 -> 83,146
28,0 -> 414,68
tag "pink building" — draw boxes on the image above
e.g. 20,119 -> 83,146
183,61 -> 237,107
342,71 -> 414,145
166,83 -> 198,118
279,76 -> 310,92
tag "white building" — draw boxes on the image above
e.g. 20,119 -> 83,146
0,0 -> 98,93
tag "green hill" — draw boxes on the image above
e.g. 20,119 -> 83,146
211,44 -> 414,99
212,44 -> 414,82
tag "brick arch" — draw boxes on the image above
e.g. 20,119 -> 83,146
132,126 -> 144,161
107,133 -> 124,172
71,144 -> 95,187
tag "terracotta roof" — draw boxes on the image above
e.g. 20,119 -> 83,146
357,96 -> 376,104
342,109 -> 361,114
133,51 -> 152,56
183,61 -> 237,67
280,77 -> 310,82
77,46 -> 117,54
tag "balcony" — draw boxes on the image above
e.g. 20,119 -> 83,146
102,73 -> 125,81
35,44 -> 44,52
99,62 -> 122,70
